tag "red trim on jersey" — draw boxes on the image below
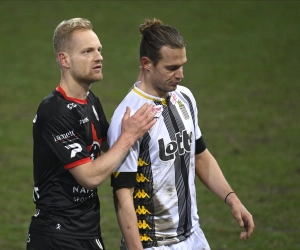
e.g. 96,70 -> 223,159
87,123 -> 107,156
64,157 -> 91,170
56,86 -> 87,104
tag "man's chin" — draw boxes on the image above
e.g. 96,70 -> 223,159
90,75 -> 103,83
169,85 -> 178,91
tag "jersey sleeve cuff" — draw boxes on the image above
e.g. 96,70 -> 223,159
195,136 -> 207,154
111,172 -> 136,191
64,157 -> 91,170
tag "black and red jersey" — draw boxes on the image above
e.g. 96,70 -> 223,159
28,86 -> 109,239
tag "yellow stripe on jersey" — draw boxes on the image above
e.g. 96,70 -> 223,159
113,172 -> 120,178
133,87 -> 168,106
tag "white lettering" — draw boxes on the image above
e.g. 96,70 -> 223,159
52,130 -> 76,142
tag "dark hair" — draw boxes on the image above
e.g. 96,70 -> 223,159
139,18 -> 185,66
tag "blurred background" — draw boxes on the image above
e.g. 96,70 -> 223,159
0,1 -> 299,249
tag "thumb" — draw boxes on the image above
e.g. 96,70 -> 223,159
237,218 -> 244,228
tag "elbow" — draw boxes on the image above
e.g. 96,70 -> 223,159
80,176 -> 106,190
73,175 -> 102,190
69,162 -> 104,190
76,179 -> 98,191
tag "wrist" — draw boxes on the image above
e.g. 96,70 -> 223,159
224,191 -> 240,207
224,191 -> 235,204
119,132 -> 136,148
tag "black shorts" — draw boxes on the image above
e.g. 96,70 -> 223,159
26,231 -> 105,250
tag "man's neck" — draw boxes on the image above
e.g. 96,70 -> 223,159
138,80 -> 168,99
59,78 -> 91,100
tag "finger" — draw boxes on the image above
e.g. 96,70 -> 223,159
144,107 -> 158,122
139,104 -> 157,119
143,116 -> 157,130
134,103 -> 151,116
239,231 -> 247,240
238,219 -> 244,228
245,220 -> 255,238
122,106 -> 131,121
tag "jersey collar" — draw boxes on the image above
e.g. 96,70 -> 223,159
56,86 -> 88,104
132,81 -> 169,106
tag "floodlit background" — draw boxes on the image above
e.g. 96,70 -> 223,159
0,1 -> 299,249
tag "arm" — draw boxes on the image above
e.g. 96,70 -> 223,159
69,104 -> 156,190
101,140 -> 109,153
114,187 -> 143,250
195,149 -> 255,240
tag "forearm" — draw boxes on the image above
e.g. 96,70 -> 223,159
70,132 -> 136,189
115,188 -> 143,250
195,149 -> 255,239
195,149 -> 238,203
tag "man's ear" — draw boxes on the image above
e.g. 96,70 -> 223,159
57,52 -> 70,68
141,56 -> 152,71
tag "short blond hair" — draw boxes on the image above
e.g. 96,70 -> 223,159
53,17 -> 93,56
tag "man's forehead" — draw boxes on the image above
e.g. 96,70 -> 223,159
159,46 -> 187,64
71,29 -> 101,48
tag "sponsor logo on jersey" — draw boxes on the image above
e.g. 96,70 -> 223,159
140,233 -> 153,242
153,105 -> 163,118
65,143 -> 82,158
72,185 -> 97,203
136,173 -> 150,183
138,157 -> 149,167
170,92 -> 178,105
52,130 -> 77,142
92,105 -> 99,121
138,220 -> 152,229
73,186 -> 95,194
158,130 -> 192,161
136,205 -> 151,215
79,117 -> 89,125
67,103 -> 77,110
134,189 -> 150,198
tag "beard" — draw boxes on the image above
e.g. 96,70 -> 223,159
152,80 -> 178,97
72,70 -> 103,85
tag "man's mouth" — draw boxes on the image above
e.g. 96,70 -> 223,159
93,65 -> 102,71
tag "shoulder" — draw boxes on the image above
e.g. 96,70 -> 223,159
37,90 -> 59,116
175,85 -> 197,104
35,89 -> 78,127
113,90 -> 145,117
176,85 -> 194,97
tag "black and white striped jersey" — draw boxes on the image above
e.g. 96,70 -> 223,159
108,82 -> 206,248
